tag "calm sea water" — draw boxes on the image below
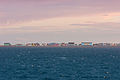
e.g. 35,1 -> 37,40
0,47 -> 120,80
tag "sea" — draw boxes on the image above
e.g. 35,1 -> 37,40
0,47 -> 120,80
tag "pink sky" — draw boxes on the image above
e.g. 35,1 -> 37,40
0,0 -> 120,44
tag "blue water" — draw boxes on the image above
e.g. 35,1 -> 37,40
0,47 -> 120,80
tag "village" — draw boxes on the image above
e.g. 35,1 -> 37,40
1,42 -> 120,47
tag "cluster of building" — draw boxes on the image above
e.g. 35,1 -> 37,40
1,42 -> 120,47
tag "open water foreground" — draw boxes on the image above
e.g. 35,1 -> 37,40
0,47 -> 120,80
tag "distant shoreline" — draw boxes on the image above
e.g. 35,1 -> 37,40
0,46 -> 120,48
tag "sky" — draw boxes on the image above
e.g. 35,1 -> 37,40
0,0 -> 120,44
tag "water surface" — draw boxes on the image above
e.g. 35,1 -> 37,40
0,47 -> 120,80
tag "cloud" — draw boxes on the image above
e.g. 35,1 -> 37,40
0,0 -> 120,43
0,0 -> 120,27
71,22 -> 120,31
71,22 -> 120,27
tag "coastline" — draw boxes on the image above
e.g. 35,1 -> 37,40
0,46 -> 120,48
